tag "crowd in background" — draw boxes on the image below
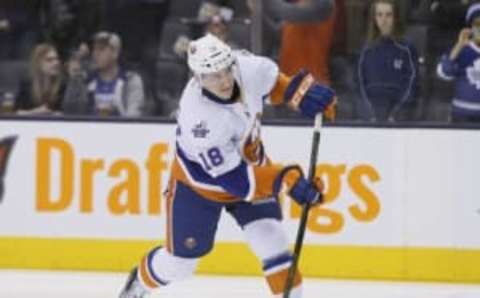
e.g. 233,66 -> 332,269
0,0 -> 479,124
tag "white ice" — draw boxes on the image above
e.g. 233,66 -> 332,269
1,270 -> 480,298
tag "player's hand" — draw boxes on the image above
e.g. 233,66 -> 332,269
273,165 -> 324,206
289,176 -> 324,205
284,70 -> 336,121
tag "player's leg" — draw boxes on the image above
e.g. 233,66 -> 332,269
120,181 -> 223,297
227,199 -> 303,297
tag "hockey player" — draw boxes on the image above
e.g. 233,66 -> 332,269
437,3 -> 480,122
119,34 -> 336,298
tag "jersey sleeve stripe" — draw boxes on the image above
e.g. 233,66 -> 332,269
176,146 -> 226,192
171,157 -> 239,203
269,72 -> 291,105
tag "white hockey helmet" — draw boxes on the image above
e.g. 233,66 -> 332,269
187,34 -> 234,75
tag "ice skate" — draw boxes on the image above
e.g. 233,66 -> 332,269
119,267 -> 149,298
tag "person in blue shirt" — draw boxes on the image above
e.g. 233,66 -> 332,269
358,0 -> 418,122
437,3 -> 480,122
63,31 -> 145,116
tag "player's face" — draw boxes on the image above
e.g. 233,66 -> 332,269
375,2 -> 394,37
200,65 -> 235,99
40,49 -> 61,77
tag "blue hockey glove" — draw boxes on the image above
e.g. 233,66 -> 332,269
289,176 -> 324,205
284,70 -> 336,120
273,165 -> 324,206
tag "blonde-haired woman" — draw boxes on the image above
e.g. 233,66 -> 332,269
358,0 -> 418,122
15,43 -> 65,115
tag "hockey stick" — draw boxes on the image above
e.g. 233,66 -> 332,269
283,113 -> 323,298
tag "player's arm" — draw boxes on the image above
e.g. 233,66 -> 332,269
269,71 -> 337,120
188,138 -> 323,205
184,124 -> 322,205
214,161 -> 324,206
247,54 -> 336,120
181,111 -> 324,205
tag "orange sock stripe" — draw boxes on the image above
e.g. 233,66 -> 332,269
139,256 -> 160,289
266,268 -> 302,295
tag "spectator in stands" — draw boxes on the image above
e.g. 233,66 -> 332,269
437,3 -> 480,122
15,43 -> 66,115
272,0 -> 336,84
173,2 -> 236,59
358,0 -> 418,122
99,0 -> 170,105
63,31 -> 145,117
197,1 -> 233,23
249,0 -> 335,80
205,15 -> 231,43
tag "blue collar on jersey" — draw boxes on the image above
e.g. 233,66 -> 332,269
202,81 -> 240,105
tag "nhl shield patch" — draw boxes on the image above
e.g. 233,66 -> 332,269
191,121 -> 210,138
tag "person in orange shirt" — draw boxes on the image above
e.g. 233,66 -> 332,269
278,0 -> 341,85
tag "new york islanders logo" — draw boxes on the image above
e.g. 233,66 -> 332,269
0,136 -> 17,204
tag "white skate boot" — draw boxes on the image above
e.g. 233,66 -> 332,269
119,267 -> 149,298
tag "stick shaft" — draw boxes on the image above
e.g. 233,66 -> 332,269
283,114 -> 323,298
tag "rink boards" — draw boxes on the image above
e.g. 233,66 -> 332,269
0,119 -> 479,283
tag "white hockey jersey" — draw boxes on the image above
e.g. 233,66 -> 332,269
171,52 -> 283,203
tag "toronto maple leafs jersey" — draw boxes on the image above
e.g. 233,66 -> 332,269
358,38 -> 418,119
437,41 -> 480,116
172,52 -> 280,202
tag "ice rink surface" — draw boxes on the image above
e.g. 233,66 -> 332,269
1,270 -> 480,298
